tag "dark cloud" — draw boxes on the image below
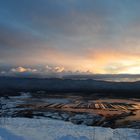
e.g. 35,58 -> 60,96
0,0 -> 140,74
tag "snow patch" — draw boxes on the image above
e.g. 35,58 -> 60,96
0,117 -> 139,140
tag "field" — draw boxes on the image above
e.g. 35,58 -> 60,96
1,91 -> 140,129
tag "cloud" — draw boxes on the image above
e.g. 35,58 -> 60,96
2,67 -> 39,77
46,65 -> 65,73
0,71 -> 6,75
0,65 -> 92,78
1,0 -> 140,74
87,49 -> 140,74
11,67 -> 37,73
54,67 -> 65,73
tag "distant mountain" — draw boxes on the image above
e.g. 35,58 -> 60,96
63,74 -> 140,82
0,77 -> 140,97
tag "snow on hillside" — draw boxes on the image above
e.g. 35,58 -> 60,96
0,117 -> 140,140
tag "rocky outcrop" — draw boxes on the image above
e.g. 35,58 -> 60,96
69,113 -> 103,126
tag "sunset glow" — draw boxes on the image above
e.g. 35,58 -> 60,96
0,0 -> 140,76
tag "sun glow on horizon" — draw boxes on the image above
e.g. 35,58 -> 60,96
1,1 -> 140,76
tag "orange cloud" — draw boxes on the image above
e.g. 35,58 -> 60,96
87,49 -> 140,74
11,67 -> 37,73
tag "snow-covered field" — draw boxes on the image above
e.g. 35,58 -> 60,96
0,117 -> 140,140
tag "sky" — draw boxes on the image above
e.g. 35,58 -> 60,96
0,0 -> 140,77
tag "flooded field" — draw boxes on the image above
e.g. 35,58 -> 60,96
0,92 -> 140,128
